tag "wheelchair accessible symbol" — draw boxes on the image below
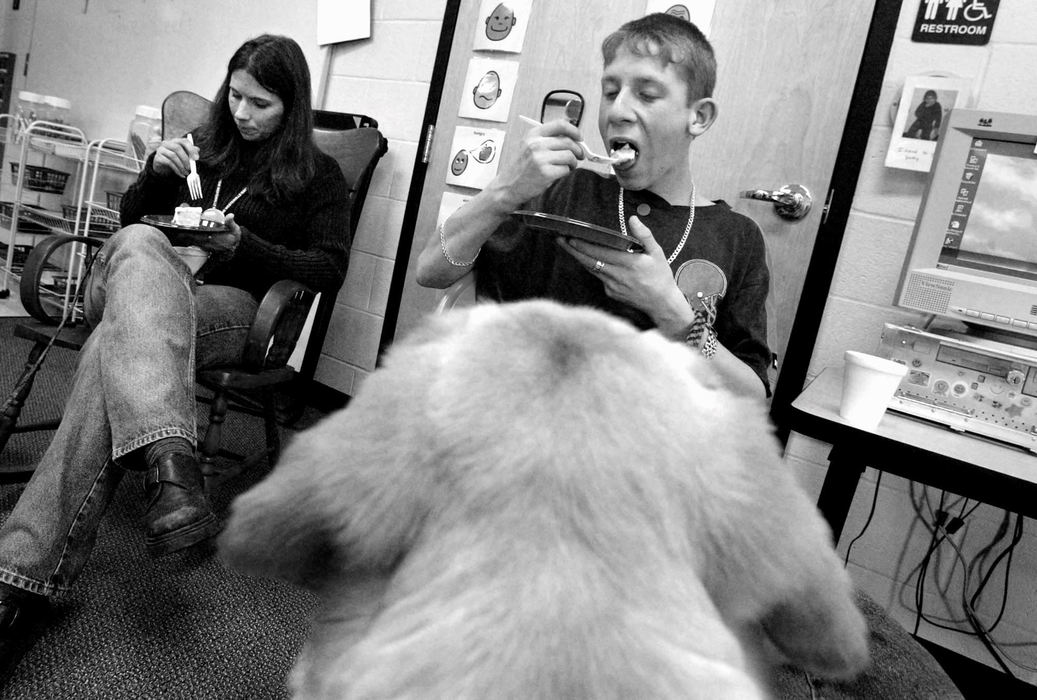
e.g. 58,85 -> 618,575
912,0 -> 999,46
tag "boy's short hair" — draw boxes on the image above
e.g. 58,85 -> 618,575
601,13 -> 716,103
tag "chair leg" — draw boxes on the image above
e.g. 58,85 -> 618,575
198,388 -> 229,481
0,340 -> 49,456
262,389 -> 281,467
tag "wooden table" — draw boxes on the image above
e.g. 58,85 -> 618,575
788,367 -> 1037,543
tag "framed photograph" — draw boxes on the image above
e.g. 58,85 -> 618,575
886,74 -> 973,172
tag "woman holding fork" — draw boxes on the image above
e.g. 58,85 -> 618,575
0,34 -> 351,675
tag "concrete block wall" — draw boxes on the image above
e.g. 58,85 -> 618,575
313,0 -> 446,396
785,0 -> 1037,682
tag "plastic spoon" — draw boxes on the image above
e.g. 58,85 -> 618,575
518,115 -> 629,166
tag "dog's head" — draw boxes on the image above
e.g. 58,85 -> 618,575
220,300 -> 868,696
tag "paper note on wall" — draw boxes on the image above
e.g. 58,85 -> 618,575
472,0 -> 533,53
445,126 -> 505,190
643,0 -> 716,36
886,74 -> 973,172
458,58 -> 520,123
317,0 -> 371,44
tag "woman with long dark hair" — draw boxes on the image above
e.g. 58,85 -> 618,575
0,34 -> 350,675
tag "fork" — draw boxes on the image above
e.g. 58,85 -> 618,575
185,134 -> 203,200
518,115 -> 629,166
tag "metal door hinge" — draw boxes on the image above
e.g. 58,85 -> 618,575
821,189 -> 836,224
421,124 -> 435,164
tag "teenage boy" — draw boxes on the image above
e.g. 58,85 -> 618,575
417,13 -> 770,398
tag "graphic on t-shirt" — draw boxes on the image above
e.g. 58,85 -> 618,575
675,259 -> 727,317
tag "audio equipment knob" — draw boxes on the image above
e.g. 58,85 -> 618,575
1007,369 -> 1025,387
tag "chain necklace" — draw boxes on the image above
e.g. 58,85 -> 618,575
209,178 -> 249,216
618,182 -> 695,264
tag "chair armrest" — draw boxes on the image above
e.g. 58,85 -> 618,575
19,235 -> 106,325
241,279 -> 317,371
434,272 -> 489,314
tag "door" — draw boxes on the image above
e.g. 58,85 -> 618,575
389,0 -> 876,387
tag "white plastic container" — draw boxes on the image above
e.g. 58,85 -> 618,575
42,95 -> 72,125
16,91 -> 44,124
127,105 -> 163,161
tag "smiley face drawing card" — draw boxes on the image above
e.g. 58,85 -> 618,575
458,57 -> 519,123
643,0 -> 716,36
472,0 -> 532,53
446,126 -> 506,190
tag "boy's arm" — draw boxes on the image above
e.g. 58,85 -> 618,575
416,119 -> 583,289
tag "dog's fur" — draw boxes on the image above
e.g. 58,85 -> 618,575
220,300 -> 869,699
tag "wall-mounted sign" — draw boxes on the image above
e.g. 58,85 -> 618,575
458,57 -> 520,123
644,0 -> 716,36
472,0 -> 533,53
911,0 -> 999,46
445,126 -> 506,190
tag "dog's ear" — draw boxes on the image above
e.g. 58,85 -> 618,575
219,319 -> 455,587
679,393 -> 869,679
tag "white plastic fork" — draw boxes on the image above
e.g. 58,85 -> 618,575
518,115 -> 630,166
185,133 -> 203,200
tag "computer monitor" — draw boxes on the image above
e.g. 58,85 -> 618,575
895,108 -> 1037,340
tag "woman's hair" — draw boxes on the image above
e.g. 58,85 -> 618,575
601,13 -> 716,104
924,89 -> 938,100
196,34 -> 317,202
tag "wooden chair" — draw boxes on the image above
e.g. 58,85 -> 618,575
0,102 -> 387,484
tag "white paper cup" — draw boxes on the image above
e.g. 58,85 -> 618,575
839,351 -> 908,430
174,245 -> 210,275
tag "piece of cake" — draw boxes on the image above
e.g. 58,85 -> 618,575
172,205 -> 202,227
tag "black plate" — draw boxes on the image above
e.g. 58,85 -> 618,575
512,210 -> 644,252
141,214 -> 227,245
141,213 -> 227,233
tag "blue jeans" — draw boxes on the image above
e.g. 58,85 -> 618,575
0,225 -> 258,596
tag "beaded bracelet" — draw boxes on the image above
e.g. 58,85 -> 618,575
439,220 -> 479,267
684,309 -> 718,359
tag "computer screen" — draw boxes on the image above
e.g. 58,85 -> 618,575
895,108 -> 1037,339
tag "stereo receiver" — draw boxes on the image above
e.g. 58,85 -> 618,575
877,323 -> 1037,451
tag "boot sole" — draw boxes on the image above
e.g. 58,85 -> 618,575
145,512 -> 222,557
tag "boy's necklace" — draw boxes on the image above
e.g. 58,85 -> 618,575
618,182 -> 695,264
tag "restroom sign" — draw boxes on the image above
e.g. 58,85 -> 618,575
912,0 -> 999,45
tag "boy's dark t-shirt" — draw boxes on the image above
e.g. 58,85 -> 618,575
476,168 -> 771,391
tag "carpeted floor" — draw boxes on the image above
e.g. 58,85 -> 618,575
0,319 -> 324,698
0,318 -> 973,699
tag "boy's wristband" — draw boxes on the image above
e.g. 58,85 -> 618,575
683,309 -> 717,359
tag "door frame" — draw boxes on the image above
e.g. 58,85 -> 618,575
769,0 -> 900,442
380,0 -> 902,444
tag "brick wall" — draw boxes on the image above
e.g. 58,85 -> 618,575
785,0 -> 1037,682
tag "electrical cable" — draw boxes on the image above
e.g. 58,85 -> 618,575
843,470 -> 882,567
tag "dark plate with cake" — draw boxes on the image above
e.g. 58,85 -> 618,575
512,210 -> 644,252
141,213 -> 226,246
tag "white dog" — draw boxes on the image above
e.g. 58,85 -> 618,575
220,300 -> 869,699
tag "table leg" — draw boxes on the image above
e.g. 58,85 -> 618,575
816,443 -> 867,545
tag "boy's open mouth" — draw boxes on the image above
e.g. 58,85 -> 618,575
609,140 -> 638,169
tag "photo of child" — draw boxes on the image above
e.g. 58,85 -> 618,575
902,88 -> 953,141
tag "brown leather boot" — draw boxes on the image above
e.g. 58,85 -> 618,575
143,453 -> 221,556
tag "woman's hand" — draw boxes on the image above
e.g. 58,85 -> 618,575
151,136 -> 198,179
491,119 -> 583,208
203,213 -> 242,254
558,215 -> 692,335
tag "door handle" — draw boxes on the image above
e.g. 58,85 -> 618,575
740,184 -> 812,220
